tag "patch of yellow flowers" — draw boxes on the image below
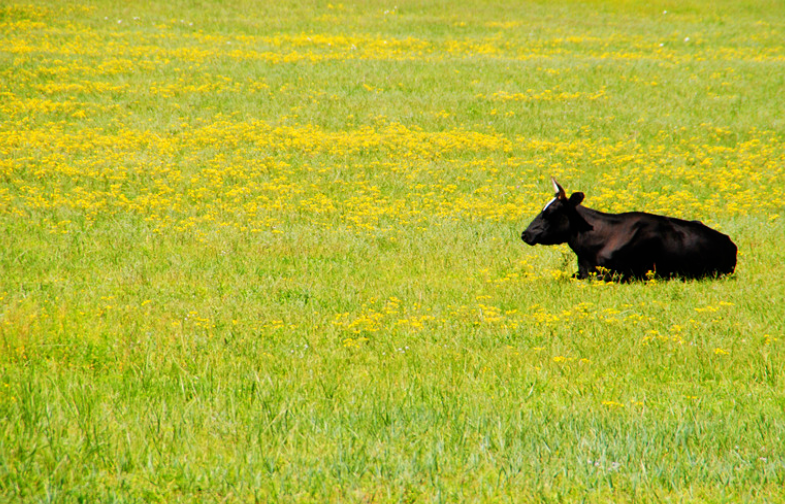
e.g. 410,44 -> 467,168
3,4 -> 784,240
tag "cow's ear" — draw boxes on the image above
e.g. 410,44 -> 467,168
569,192 -> 584,206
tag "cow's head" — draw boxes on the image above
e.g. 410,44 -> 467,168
521,178 -> 590,245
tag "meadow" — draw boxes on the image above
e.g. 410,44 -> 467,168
1,0 -> 785,502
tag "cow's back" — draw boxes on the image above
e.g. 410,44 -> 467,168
647,216 -> 736,278
581,211 -> 737,279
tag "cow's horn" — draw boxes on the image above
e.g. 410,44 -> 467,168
551,177 -> 566,199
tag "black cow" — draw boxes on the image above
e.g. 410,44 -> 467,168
521,178 -> 737,280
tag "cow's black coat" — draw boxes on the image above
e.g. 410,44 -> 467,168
521,179 -> 737,280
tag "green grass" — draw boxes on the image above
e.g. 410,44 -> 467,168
2,0 -> 785,502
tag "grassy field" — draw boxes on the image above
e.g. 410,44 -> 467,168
2,0 -> 785,502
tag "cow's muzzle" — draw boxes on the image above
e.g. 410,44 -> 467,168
521,231 -> 536,245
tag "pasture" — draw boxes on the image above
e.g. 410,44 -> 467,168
1,0 -> 784,502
